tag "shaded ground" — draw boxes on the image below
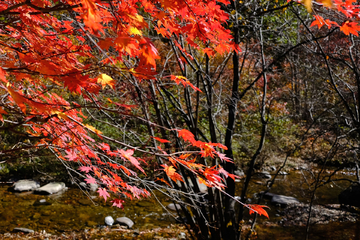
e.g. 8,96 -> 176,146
0,225 -> 190,240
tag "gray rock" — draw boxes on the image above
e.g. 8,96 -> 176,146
198,181 -> 208,193
279,171 -> 289,175
105,216 -> 114,226
178,177 -> 208,194
13,227 -> 34,233
35,182 -> 66,195
234,169 -> 245,177
13,180 -> 39,192
297,165 -> 308,170
263,192 -> 276,199
269,166 -> 276,171
257,171 -> 271,179
89,183 -> 98,192
271,195 -> 299,206
187,178 -> 208,193
80,182 -> 98,192
167,203 -> 181,211
179,232 -> 186,239
116,217 -> 134,228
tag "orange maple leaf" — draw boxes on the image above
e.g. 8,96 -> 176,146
155,177 -> 171,187
340,21 -> 360,36
81,0 -> 103,32
247,204 -> 270,219
162,164 -> 183,182
7,85 -> 27,114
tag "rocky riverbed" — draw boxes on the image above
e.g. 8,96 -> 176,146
280,203 -> 358,226
0,166 -> 360,239
0,182 -> 181,236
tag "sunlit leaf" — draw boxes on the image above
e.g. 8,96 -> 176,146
162,164 -> 184,182
97,74 -> 115,89
303,0 -> 312,12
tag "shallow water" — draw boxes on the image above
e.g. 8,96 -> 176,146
0,168 -> 358,238
238,169 -> 359,239
0,185 -> 176,234
239,169 -> 354,206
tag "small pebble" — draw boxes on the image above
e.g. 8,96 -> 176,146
105,216 -> 114,226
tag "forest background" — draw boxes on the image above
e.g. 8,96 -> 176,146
0,0 -> 360,239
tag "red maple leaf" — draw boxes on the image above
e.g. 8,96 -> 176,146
7,85 -> 27,114
84,174 -> 97,184
200,143 -> 215,158
217,152 -> 233,163
210,142 -> 228,150
218,167 -> 238,180
310,15 -> 325,29
64,149 -> 78,161
0,67 -> 7,82
97,187 -> 110,202
79,166 -> 92,173
111,198 -> 125,209
0,107 -> 7,122
177,129 -> 196,144
247,204 -> 270,219
98,143 -> 110,152
119,149 -> 145,174
340,21 -> 360,36
153,136 -> 170,143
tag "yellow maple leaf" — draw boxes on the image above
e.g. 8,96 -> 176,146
51,110 -> 70,121
303,0 -> 312,12
129,27 -> 142,36
85,124 -> 102,135
320,0 -> 333,8
97,74 -> 115,89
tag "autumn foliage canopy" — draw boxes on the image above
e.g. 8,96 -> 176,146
0,0 -> 359,224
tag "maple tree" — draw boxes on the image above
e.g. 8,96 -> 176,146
0,0 -> 360,239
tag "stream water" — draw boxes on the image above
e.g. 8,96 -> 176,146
0,168 -> 358,239
0,185 -> 177,234
240,168 -> 360,239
